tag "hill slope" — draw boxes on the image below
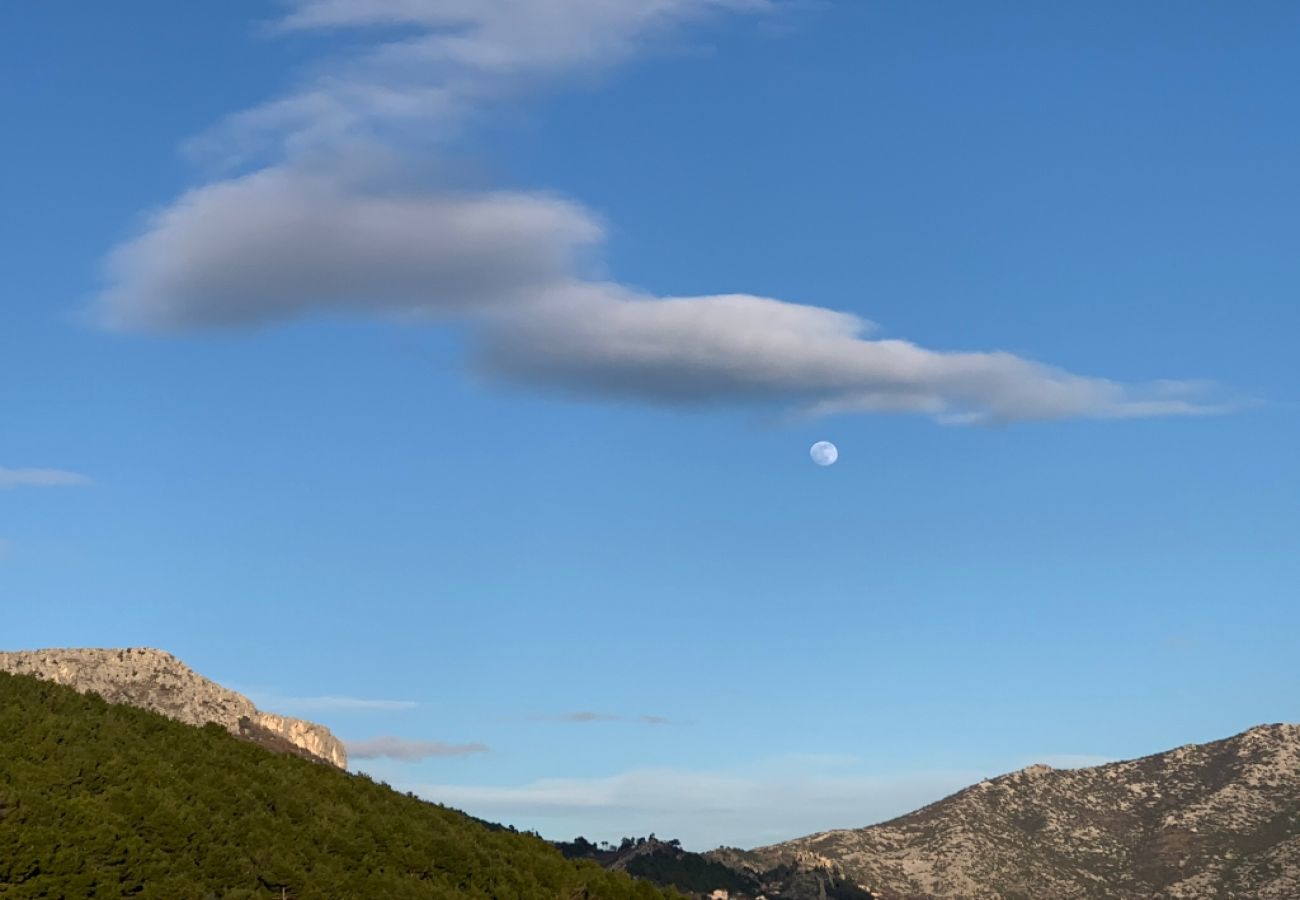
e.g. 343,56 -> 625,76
0,647 -> 347,768
724,724 -> 1300,899
0,671 -> 679,900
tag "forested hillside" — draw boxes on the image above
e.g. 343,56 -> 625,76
0,672 -> 681,900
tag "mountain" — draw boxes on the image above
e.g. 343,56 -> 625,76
0,647 -> 347,768
717,724 -> 1300,899
6,647 -> 1297,899
0,669 -> 682,899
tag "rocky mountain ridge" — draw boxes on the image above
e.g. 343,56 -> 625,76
0,647 -> 347,768
722,723 -> 1300,899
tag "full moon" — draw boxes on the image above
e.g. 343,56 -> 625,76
810,441 -> 838,466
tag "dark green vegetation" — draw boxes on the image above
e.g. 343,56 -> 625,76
558,837 -> 763,896
557,837 -> 875,900
0,672 -> 683,899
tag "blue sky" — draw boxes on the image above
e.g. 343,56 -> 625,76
2,0 -> 1298,848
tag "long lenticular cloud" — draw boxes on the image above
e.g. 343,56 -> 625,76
475,283 -> 1225,423
91,0 -> 1231,425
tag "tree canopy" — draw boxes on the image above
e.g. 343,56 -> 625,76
0,672 -> 682,900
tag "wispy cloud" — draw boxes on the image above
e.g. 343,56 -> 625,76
409,757 -> 982,849
347,735 -> 488,761
1033,753 -> 1113,769
542,712 -> 621,723
91,0 -> 1232,425
406,749 -> 1116,848
189,0 -> 775,166
256,693 -> 420,713
534,711 -> 673,725
0,466 -> 91,489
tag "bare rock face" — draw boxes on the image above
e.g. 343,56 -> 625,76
0,647 -> 347,769
730,723 -> 1300,899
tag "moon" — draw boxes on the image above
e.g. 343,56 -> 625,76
810,441 -> 838,466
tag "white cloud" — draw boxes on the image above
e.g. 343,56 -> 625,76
0,466 -> 91,489
541,712 -> 622,723
93,167 -> 1229,422
534,711 -> 673,724
95,160 -> 601,331
191,0 -> 774,165
405,749 -> 1122,848
278,0 -> 770,36
1034,753 -> 1113,769
409,759 -> 982,849
347,735 -> 488,760
92,0 -> 1231,425
257,693 -> 420,712
476,283 -> 1229,423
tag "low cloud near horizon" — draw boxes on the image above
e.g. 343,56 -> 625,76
90,0 -> 1233,426
347,736 -> 489,762
404,750 -> 1115,848
408,758 -> 981,849
255,693 -> 420,713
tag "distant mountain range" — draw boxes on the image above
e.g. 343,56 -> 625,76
3,646 -> 1297,899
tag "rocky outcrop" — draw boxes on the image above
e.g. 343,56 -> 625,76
0,647 -> 347,769
560,836 -> 877,900
728,723 -> 1300,899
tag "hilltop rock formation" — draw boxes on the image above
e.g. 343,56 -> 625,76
0,647 -> 347,769
557,835 -> 875,899
722,723 -> 1300,899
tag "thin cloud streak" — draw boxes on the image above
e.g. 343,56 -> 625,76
191,0 -> 776,166
258,693 -> 420,712
1035,754 -> 1114,770
534,711 -> 673,725
407,749 -> 1118,848
0,466 -> 91,489
348,735 -> 489,761
409,761 -> 983,849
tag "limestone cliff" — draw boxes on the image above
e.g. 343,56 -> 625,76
0,647 -> 347,769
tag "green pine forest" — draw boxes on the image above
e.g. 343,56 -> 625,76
0,672 -> 684,899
